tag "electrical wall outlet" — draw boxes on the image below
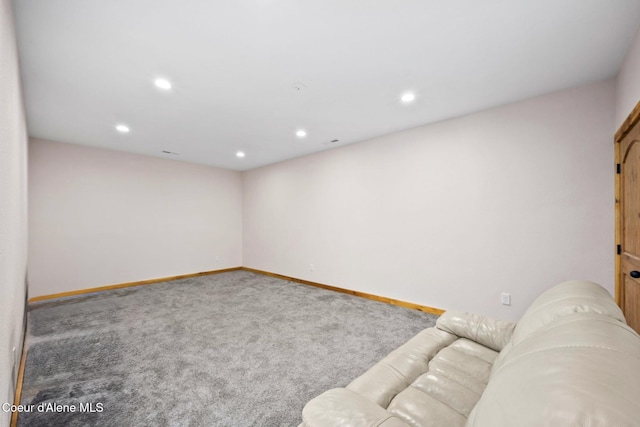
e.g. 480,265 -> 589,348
309,264 -> 315,272
501,293 -> 511,306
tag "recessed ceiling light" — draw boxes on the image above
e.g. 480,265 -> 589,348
115,124 -> 130,133
236,151 -> 245,158
401,93 -> 416,103
154,78 -> 172,90
296,130 -> 307,138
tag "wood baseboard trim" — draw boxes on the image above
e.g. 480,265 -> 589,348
28,267 -> 243,303
27,266 -> 445,316
242,267 -> 445,316
10,337 -> 27,427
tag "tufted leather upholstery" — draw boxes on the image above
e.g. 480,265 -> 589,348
300,280 -> 640,427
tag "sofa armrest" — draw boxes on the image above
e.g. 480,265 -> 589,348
436,311 -> 515,351
302,388 -> 409,427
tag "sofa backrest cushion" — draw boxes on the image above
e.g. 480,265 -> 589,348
492,280 -> 625,376
466,313 -> 640,427
510,280 -> 625,346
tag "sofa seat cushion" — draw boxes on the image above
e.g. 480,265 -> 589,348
302,334 -> 500,427
346,328 -> 457,408
301,388 -> 409,427
385,338 -> 499,427
427,339 -> 497,395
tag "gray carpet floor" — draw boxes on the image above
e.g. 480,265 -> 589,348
18,270 -> 438,426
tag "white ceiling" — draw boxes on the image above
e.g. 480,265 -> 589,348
12,0 -> 640,171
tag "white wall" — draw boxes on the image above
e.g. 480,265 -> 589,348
244,80 -> 615,321
29,139 -> 243,297
0,0 -> 28,423
616,25 -> 640,127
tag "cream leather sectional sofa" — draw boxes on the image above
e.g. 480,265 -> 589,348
300,280 -> 640,426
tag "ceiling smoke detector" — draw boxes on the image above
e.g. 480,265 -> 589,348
293,82 -> 307,91
322,139 -> 340,146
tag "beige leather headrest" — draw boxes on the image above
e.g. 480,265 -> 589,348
510,280 -> 625,345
